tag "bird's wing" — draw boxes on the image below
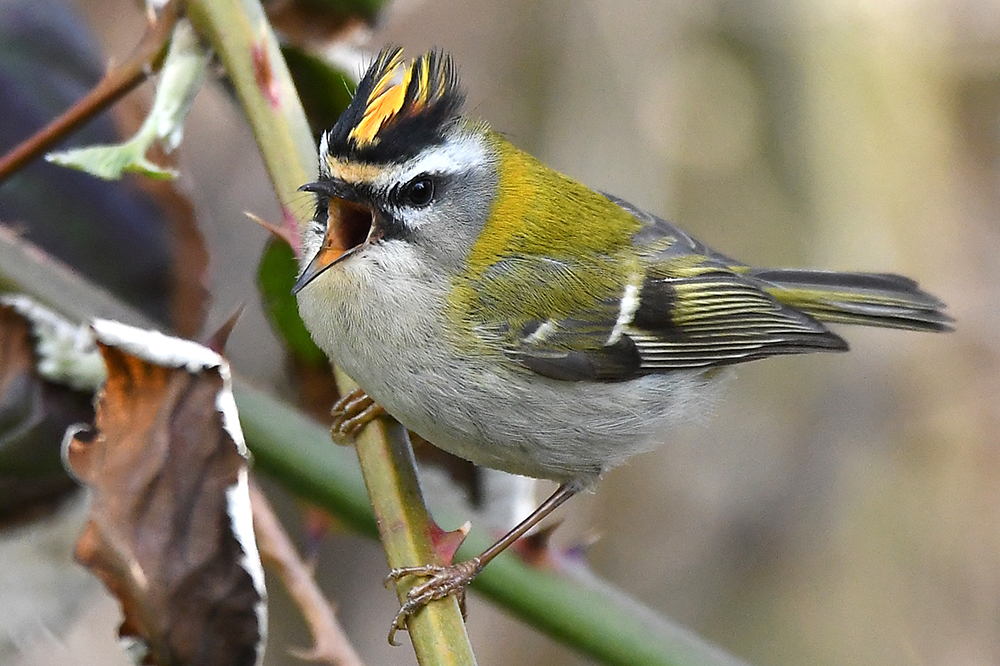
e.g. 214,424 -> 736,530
466,228 -> 847,383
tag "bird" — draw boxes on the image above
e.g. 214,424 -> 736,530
291,47 -> 952,642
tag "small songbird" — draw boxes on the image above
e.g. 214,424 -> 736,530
292,47 -> 952,641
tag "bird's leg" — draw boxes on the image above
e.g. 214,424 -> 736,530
330,387 -> 386,440
385,482 -> 578,644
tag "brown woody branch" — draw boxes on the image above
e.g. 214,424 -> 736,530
249,478 -> 366,666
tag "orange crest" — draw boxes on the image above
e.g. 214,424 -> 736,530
329,48 -> 463,158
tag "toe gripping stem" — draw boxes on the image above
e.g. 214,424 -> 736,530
386,557 -> 483,645
331,387 -> 385,440
383,483 -> 579,645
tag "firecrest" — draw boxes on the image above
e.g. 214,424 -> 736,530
292,48 -> 952,640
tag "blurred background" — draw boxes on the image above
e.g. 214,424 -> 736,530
4,0 -> 999,665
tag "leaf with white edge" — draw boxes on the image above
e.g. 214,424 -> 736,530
0,298 -> 92,527
1,295 -> 105,391
63,320 -> 266,666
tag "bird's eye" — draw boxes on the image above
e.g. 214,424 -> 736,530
400,176 -> 435,207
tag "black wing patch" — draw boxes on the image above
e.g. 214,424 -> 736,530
510,319 -> 642,381
627,273 -> 847,371
505,270 -> 846,383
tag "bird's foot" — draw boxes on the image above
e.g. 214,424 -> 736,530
384,557 -> 482,645
330,387 -> 385,440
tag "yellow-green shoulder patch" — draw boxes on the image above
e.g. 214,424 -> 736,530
466,132 -> 643,272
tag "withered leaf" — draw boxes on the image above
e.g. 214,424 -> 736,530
111,91 -> 209,338
0,299 -> 91,528
64,320 -> 266,666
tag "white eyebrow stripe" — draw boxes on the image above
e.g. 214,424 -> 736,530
372,132 -> 488,190
318,131 -> 331,176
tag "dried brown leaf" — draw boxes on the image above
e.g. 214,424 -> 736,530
0,300 -> 91,528
264,0 -> 374,49
64,321 -> 266,666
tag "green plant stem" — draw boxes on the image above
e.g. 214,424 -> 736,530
184,0 -> 477,662
349,393 -> 476,659
185,0 -> 316,219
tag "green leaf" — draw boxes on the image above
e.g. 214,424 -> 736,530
257,238 -> 327,365
46,141 -> 177,180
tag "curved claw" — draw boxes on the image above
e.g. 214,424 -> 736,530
388,608 -> 409,646
383,484 -> 579,646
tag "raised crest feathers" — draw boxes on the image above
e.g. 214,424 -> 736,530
323,48 -> 465,163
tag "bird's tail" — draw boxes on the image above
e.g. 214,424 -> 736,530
749,269 -> 953,332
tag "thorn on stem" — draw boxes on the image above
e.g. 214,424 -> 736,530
204,306 -> 244,354
245,209 -> 302,257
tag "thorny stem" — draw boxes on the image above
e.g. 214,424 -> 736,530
249,477 -> 367,666
0,0 -> 184,184
182,0 -> 477,663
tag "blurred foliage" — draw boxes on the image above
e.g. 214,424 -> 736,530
257,237 -> 327,367
277,0 -> 382,21
0,302 -> 91,527
282,44 -> 355,141
265,0 -> 384,38
0,0 -> 177,323
0,0 -> 208,528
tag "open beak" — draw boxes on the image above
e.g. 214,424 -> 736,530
292,181 -> 377,294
